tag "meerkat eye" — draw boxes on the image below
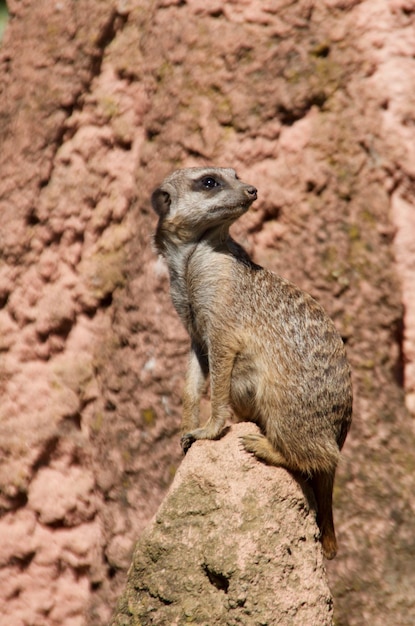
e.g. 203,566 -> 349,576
201,176 -> 220,189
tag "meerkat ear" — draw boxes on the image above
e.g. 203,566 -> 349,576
151,188 -> 171,217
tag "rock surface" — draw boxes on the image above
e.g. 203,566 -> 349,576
111,423 -> 333,626
1,0 -> 415,625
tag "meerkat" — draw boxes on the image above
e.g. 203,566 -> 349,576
151,167 -> 352,559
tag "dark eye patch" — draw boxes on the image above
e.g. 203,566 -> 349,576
201,176 -> 220,189
192,175 -> 225,192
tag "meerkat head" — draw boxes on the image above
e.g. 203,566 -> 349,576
151,167 -> 257,245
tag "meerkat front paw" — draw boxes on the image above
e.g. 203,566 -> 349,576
181,432 -> 197,454
181,424 -> 226,454
180,427 -> 212,454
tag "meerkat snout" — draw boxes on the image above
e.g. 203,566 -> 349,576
244,185 -> 258,199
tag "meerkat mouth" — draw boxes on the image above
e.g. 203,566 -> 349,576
209,200 -> 253,215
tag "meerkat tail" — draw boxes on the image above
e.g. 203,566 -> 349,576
311,471 -> 337,560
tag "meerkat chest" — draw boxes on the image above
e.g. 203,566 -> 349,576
166,243 -> 239,342
184,248 -> 235,331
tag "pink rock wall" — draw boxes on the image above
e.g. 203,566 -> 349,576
0,1 -> 415,625
353,0 -> 415,414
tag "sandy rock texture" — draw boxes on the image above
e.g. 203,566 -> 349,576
111,423 -> 333,626
1,0 -> 415,625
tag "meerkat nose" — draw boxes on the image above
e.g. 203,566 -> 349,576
245,186 -> 257,199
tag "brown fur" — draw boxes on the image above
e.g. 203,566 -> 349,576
151,167 -> 352,559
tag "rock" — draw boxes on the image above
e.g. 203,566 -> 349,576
35,283 -> 75,338
111,423 -> 333,626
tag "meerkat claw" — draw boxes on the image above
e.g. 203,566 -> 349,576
240,433 -> 264,453
181,433 -> 196,454
239,435 -> 257,457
